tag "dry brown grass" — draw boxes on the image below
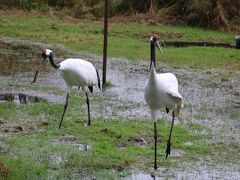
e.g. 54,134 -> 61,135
0,161 -> 11,179
0,0 -> 239,32
185,0 -> 240,32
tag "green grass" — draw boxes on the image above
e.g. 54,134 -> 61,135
0,12 -> 239,69
0,11 -> 239,178
0,92 -> 211,179
0,80 -> 64,95
0,119 -> 209,178
161,46 -> 240,69
0,84 -> 238,178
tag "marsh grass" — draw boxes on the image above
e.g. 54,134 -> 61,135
0,81 -> 64,95
0,11 -> 239,179
0,91 -> 211,178
0,83 -> 236,178
0,13 -> 239,69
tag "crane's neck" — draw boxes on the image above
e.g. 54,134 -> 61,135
49,53 -> 60,69
150,43 -> 156,69
149,42 -> 157,83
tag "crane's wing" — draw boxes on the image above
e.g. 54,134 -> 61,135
157,73 -> 182,103
166,92 -> 183,117
166,92 -> 182,103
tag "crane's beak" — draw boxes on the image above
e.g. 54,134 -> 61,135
156,40 -> 162,53
31,58 -> 46,84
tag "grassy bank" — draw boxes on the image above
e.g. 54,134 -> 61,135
0,11 -> 239,69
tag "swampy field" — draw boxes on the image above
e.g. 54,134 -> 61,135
0,10 -> 240,179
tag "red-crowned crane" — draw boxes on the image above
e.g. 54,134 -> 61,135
32,49 -> 101,128
144,35 -> 183,170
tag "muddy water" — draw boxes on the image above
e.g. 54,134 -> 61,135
0,37 -> 239,179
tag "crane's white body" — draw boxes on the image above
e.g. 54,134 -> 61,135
144,35 -> 183,167
144,67 -> 182,122
35,49 -> 100,128
59,58 -> 98,92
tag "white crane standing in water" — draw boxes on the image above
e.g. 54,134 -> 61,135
32,49 -> 101,128
144,35 -> 183,170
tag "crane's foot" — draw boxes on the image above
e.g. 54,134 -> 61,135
165,141 -> 171,159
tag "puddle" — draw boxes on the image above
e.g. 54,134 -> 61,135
50,135 -> 91,151
130,136 -> 149,147
0,93 -> 46,104
49,153 -> 68,169
125,165 -> 240,180
0,139 -> 10,154
175,164 -> 240,180
48,135 -> 90,168
0,122 -> 23,133
125,173 -> 158,180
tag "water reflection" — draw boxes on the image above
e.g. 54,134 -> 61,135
0,93 -> 46,104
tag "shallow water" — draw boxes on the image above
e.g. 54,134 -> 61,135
0,37 -> 239,179
0,93 -> 46,104
50,135 -> 91,152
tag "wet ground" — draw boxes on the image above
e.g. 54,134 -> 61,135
0,37 -> 239,179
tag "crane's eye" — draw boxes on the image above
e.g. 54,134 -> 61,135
42,53 -> 47,58
150,36 -> 158,42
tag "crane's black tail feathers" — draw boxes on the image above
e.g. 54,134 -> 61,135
95,68 -> 101,90
166,108 -> 169,114
88,86 -> 93,93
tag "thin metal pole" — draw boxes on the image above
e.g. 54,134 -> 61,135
102,0 -> 108,87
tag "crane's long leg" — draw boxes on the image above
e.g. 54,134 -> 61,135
165,112 -> 175,159
31,60 -> 45,84
31,70 -> 39,84
86,93 -> 91,125
154,122 -> 157,170
59,93 -> 69,129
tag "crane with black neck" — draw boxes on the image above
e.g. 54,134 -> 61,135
32,49 -> 101,128
144,35 -> 183,170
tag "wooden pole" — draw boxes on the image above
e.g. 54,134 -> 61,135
102,0 -> 109,87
